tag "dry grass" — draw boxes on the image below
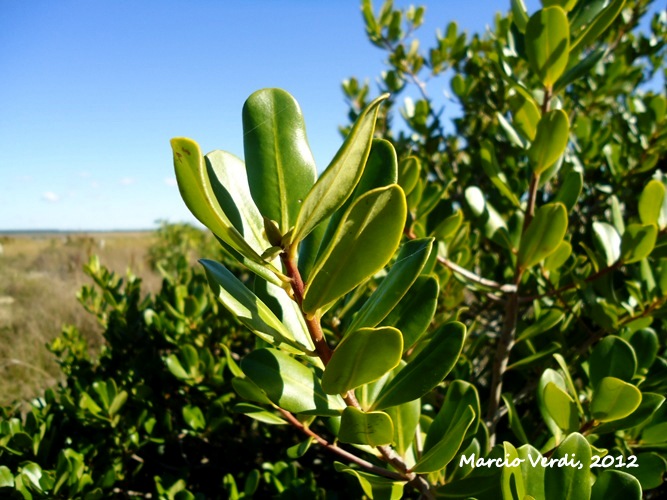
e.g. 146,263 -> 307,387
0,232 -> 162,405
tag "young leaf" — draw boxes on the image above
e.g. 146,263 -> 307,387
620,223 -> 658,263
291,94 -> 389,245
303,185 -> 407,315
242,88 -> 317,234
372,322 -> 466,410
347,238 -> 434,333
528,110 -> 570,175
525,7 -> 570,88
241,348 -> 345,416
591,377 -> 642,422
321,327 -> 403,395
518,203 -> 568,269
338,407 -> 394,446
201,259 -> 308,353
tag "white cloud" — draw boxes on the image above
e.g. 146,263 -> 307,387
119,177 -> 136,185
164,177 -> 177,187
42,191 -> 60,202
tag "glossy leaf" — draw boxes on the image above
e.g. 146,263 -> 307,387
242,88 -> 316,234
525,7 -> 570,88
543,382 -> 579,432
502,394 -> 529,444
480,140 -> 521,206
595,392 -> 664,434
501,442 -> 526,500
517,445 -> 546,500
411,405 -> 475,473
398,156 -> 420,195
386,399 -> 420,456
372,322 -> 466,410
544,433 -> 592,500
171,138 -> 270,270
241,348 -> 345,416
544,240 -> 572,271
518,203 -> 568,269
291,94 -> 389,245
317,138 -> 399,261
321,327 -> 403,395
537,368 -> 570,438
334,463 -> 406,500
571,0 -> 626,53
510,92 -> 540,141
511,0 -> 529,33
233,403 -> 287,425
528,110 -> 570,175
303,185 -> 407,315
517,309 -> 565,342
541,0 -> 576,11
339,407 -> 394,446
423,380 -> 480,453
623,452 -> 667,490
201,259 -> 308,353
380,275 -> 439,351
347,238 -> 433,333
620,223 -> 658,263
628,328 -> 659,373
553,170 -> 583,212
589,336 -> 637,389
591,377 -> 642,422
591,470 -> 642,500
593,222 -> 621,266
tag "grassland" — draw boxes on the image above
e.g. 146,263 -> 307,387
0,232 -> 162,405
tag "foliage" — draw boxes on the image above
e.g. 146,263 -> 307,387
2,0 -> 667,498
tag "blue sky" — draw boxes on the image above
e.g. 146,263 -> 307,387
0,0 -> 659,230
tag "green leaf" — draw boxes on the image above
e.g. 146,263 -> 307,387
317,138 -> 399,262
541,0 -> 576,12
543,382 -> 579,432
518,203 -> 568,269
544,240 -> 572,271
380,275 -> 439,351
507,342 -> 562,370
385,399 -> 420,456
595,392 -> 664,434
628,328 -> 659,373
571,0 -> 626,53
621,223 -> 658,263
286,438 -> 314,459
201,260 -> 308,353
334,463 -> 406,500
589,336 -> 637,389
431,210 -> 463,239
537,368 -> 570,438
517,445 -> 546,500
554,47 -> 605,92
423,380 -> 480,453
502,442 -> 526,500
291,94 -> 389,245
591,470 -> 642,500
372,322 -> 466,410
525,7 -> 570,88
480,140 -> 521,206
553,170 -> 583,212
593,222 -> 621,266
171,138 -> 271,271
465,186 -> 513,249
528,110 -> 570,175
182,405 -> 206,431
397,156 -> 420,195
241,348 -> 345,416
511,0 -> 529,33
233,403 -> 287,425
242,88 -> 316,234
347,238 -> 433,333
591,377 -> 642,422
517,309 -> 565,342
0,466 -> 14,488
322,327 -> 403,395
510,93 -> 541,141
412,405 -> 475,473
303,185 -> 407,315
544,433 -> 592,500
623,452 -> 667,490
502,395 -> 529,444
339,407 -> 394,446
231,377 -> 273,406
